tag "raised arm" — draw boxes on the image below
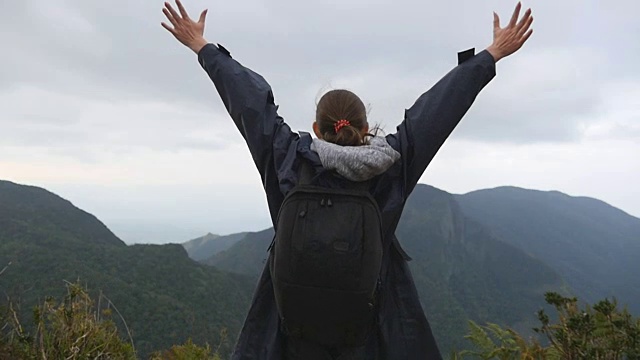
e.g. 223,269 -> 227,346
387,2 -> 534,196
161,1 -> 295,183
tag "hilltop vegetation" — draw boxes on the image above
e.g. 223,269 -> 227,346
0,281 -> 226,359
453,292 -> 640,359
3,280 -> 637,359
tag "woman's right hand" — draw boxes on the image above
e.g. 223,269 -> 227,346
161,0 -> 209,54
486,2 -> 534,62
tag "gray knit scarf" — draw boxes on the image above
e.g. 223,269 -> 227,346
310,136 -> 401,182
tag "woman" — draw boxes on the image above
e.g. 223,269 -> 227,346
161,1 -> 533,359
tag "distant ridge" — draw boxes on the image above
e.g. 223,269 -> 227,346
182,231 -> 248,261
456,185 -> 640,313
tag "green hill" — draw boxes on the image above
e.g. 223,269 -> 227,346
0,180 -> 124,247
456,186 -> 640,313
203,228 -> 274,279
399,185 -> 566,351
0,180 -> 255,358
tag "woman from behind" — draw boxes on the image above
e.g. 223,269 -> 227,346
161,1 -> 533,358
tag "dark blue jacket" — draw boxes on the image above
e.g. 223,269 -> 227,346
197,43 -> 496,360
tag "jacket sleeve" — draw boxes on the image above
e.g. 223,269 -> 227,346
386,49 -> 496,197
198,44 -> 297,197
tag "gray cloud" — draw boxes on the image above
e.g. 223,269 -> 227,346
1,0 -> 639,153
454,47 -> 607,143
2,0 -> 639,242
0,85 -> 233,157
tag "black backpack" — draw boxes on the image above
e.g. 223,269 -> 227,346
270,160 -> 384,348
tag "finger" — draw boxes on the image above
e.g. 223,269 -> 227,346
517,15 -> 533,37
493,12 -> 501,30
164,2 -> 181,21
520,29 -> 533,45
162,8 -> 178,27
516,8 -> 532,29
509,2 -> 522,28
161,22 -> 177,35
198,9 -> 208,24
176,0 -> 190,19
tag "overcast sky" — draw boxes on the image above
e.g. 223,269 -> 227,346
1,0 -> 638,243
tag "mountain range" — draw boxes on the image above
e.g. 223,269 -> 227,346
1,179 -> 638,357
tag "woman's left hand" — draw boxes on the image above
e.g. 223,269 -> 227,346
486,2 -> 534,62
161,0 -> 209,53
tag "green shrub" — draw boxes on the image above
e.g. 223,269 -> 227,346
150,338 -> 223,360
0,277 -> 228,359
2,281 -> 135,359
453,292 -> 640,360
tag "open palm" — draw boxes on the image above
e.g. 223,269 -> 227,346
487,2 -> 534,61
161,0 -> 209,53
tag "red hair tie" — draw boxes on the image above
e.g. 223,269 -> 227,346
334,119 -> 351,133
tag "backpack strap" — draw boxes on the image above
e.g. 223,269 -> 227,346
297,159 -> 315,185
